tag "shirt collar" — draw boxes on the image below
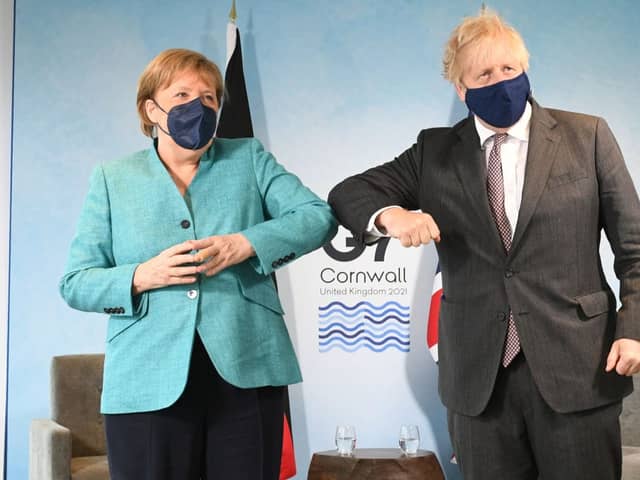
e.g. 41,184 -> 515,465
474,100 -> 532,147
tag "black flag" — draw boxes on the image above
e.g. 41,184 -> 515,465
217,25 -> 253,138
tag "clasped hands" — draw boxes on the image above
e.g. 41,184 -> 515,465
132,233 -> 255,295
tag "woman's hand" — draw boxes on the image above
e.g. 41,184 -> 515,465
191,233 -> 256,277
132,241 -> 199,295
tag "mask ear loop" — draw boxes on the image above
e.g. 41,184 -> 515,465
151,99 -> 172,137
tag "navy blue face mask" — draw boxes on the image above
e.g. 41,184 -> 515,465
464,72 -> 531,128
153,97 -> 217,150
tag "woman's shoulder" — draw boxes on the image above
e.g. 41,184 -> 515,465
100,148 -> 155,175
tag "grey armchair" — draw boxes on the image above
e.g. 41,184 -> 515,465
623,375 -> 640,480
29,354 -> 109,480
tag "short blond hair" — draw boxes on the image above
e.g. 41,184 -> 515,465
442,9 -> 529,86
136,48 -> 224,137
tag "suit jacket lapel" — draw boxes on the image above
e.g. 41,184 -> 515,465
511,100 -> 561,253
452,119 -> 506,254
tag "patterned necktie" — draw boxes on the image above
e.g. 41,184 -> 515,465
486,133 -> 521,367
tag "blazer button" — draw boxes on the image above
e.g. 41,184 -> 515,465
271,261 -> 278,268
289,252 -> 296,260
187,289 -> 198,299
103,308 -> 109,313
496,312 -> 506,321
118,307 -> 124,314
180,219 -> 191,229
277,259 -> 284,265
504,269 -> 514,278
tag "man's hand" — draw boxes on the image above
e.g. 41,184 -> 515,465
132,241 -> 199,295
375,208 -> 441,247
606,338 -> 640,376
191,233 -> 256,277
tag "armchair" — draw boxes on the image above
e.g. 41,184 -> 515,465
29,354 -> 109,480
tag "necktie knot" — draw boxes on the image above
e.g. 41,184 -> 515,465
492,133 -> 508,149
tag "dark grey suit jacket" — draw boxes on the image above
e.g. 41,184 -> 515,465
328,100 -> 640,416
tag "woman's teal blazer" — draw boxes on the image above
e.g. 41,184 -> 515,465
60,138 -> 337,414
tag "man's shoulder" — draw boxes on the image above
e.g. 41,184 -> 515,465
533,101 -> 602,130
416,117 -> 471,144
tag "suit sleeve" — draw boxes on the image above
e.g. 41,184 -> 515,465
328,130 -> 425,245
241,139 -> 338,276
596,118 -> 640,340
59,165 -> 148,318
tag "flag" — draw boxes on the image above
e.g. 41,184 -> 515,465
217,3 -> 296,478
426,263 -> 442,363
217,0 -> 253,138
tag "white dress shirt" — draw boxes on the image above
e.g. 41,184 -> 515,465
367,101 -> 532,240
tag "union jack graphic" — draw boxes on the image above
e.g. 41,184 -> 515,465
426,263 -> 442,363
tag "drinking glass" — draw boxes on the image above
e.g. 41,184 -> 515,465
399,424 -> 420,455
335,425 -> 356,456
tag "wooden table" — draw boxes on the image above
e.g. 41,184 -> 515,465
307,448 -> 445,480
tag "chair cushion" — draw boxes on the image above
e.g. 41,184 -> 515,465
71,455 -> 109,480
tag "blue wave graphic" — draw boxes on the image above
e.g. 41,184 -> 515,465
318,315 -> 410,328
319,343 -> 410,353
363,322 -> 410,333
319,329 -> 410,340
363,314 -> 409,324
319,336 -> 410,347
319,300 -> 410,311
319,329 -> 364,339
318,321 -> 410,333
319,308 -> 410,319
318,321 -> 365,332
318,301 -> 411,354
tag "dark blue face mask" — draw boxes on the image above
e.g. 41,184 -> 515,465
153,97 -> 217,150
464,72 -> 531,128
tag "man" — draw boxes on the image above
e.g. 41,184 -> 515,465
328,10 -> 640,480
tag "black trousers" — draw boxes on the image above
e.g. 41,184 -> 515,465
104,334 -> 285,480
448,353 -> 622,480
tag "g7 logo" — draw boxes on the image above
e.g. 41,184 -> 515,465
323,233 -> 390,262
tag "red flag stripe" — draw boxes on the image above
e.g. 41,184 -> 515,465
279,414 -> 296,479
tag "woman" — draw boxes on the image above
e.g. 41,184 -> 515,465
60,48 -> 337,480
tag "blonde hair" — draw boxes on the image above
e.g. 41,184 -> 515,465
136,48 -> 224,137
442,9 -> 529,87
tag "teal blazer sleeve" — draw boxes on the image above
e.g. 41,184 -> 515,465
59,165 -> 148,319
242,138 -> 338,274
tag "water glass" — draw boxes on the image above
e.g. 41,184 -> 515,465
335,425 -> 356,456
399,424 -> 420,455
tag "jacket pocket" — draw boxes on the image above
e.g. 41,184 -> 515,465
237,276 -> 284,315
106,293 -> 149,342
575,290 -> 611,319
546,170 -> 587,189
